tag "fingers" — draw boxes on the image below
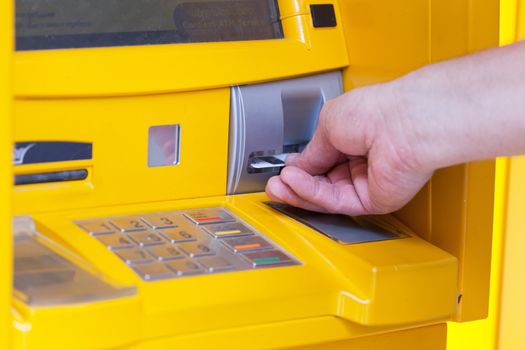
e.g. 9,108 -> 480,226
271,166 -> 370,216
265,176 -> 329,213
266,91 -> 396,215
285,102 -> 343,175
346,157 -> 372,210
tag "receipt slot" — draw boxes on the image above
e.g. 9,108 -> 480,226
1,0 -> 499,349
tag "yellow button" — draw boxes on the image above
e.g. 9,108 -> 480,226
203,222 -> 254,238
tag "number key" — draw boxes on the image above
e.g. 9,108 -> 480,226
178,242 -> 215,257
158,227 -> 197,243
110,216 -> 148,232
141,213 -> 180,229
77,220 -> 115,235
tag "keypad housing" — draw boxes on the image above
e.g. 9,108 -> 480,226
76,207 -> 299,281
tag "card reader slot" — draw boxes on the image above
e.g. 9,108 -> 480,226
248,154 -> 287,173
227,72 -> 343,194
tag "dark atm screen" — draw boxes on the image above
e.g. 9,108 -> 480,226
16,0 -> 283,51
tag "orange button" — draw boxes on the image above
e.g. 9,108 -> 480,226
234,243 -> 262,250
196,216 -> 223,222
222,236 -> 272,253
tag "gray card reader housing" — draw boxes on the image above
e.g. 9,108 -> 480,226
227,71 -> 343,194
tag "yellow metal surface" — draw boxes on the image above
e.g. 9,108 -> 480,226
287,323 -> 447,350
129,321 -> 447,350
13,0 -> 348,97
340,0 -> 499,322
12,296 -> 141,350
447,2 -> 525,349
497,157 -> 525,350
13,89 -> 231,214
5,0 -> 502,349
446,159 -> 507,350
497,4 -> 525,349
338,0 -> 430,89
12,193 -> 457,349
0,1 -> 13,349
520,0 -> 525,38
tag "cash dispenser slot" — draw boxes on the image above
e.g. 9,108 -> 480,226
15,169 -> 88,185
227,71 -> 343,194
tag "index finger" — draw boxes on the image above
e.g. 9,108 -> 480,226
285,102 -> 342,175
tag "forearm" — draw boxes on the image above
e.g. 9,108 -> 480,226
393,40 -> 525,171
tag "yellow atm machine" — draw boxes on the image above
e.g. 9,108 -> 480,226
1,0 -> 499,349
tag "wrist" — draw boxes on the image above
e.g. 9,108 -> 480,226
389,65 -> 480,173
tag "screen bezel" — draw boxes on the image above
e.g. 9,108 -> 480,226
12,0 -> 348,97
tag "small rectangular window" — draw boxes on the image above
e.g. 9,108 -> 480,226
148,124 -> 181,167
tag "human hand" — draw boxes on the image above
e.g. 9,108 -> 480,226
265,82 -> 434,215
266,42 -> 525,215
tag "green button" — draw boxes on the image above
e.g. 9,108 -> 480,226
243,249 -> 292,267
254,257 -> 280,264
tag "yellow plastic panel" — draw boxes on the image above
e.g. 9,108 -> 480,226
13,88 -> 230,215
13,192 -> 457,349
13,0 -> 348,97
497,157 -> 525,350
127,320 -> 446,350
446,159 -> 507,350
498,7 -> 525,349
0,1 -> 13,349
501,0 -> 520,45
430,161 -> 495,321
288,323 -> 447,350
431,0 -> 499,62
518,0 -> 525,38
12,296 -> 141,350
338,0 -> 430,90
340,0 -> 498,322
15,194 -> 457,349
447,1 -> 521,347
411,0 -> 500,320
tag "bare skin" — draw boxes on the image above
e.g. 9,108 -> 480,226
266,41 -> 525,215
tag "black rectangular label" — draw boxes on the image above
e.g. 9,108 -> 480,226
14,141 -> 92,165
16,0 -> 283,50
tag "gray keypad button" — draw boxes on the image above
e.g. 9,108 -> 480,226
96,233 -> 134,250
178,242 -> 215,257
184,209 -> 235,225
115,248 -> 154,265
159,227 -> 197,243
198,256 -> 234,273
133,263 -> 174,281
141,213 -> 180,229
166,259 -> 204,276
203,222 -> 254,239
78,221 -> 115,235
147,245 -> 183,261
128,232 -> 165,247
110,216 -> 148,232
